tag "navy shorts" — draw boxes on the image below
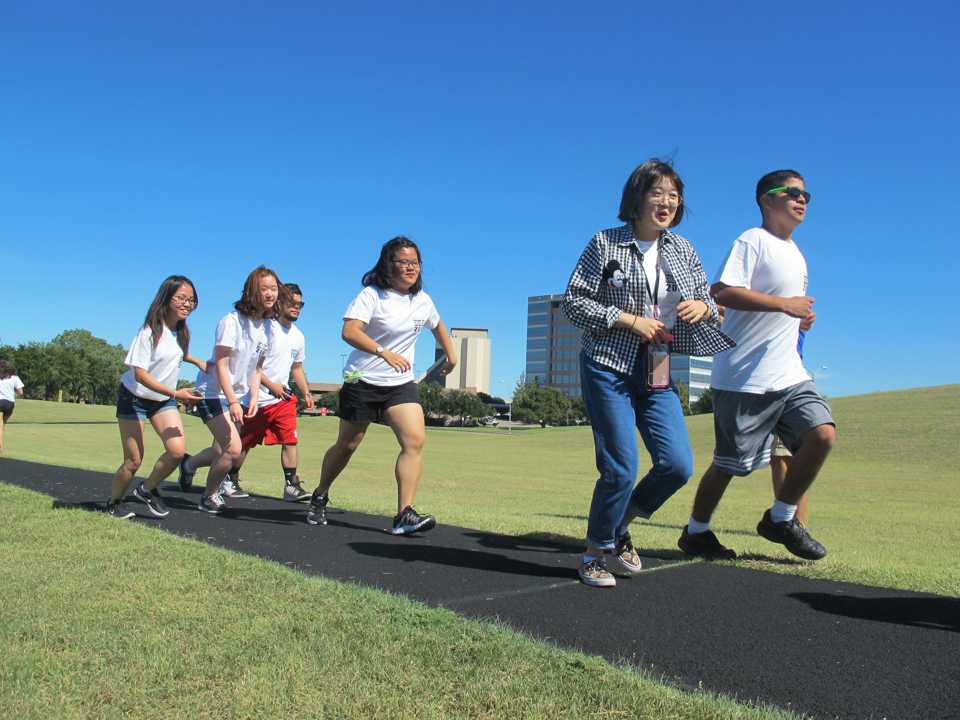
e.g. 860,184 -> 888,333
116,384 -> 177,421
339,380 -> 419,424
198,398 -> 248,425
0,400 -> 14,420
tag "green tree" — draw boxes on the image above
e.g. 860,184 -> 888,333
512,379 -> 572,427
676,381 -> 692,416
690,388 -> 713,415
417,382 -> 446,422
441,389 -> 491,426
316,391 -> 340,415
50,329 -> 126,404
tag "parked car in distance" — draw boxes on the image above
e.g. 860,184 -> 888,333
479,415 -> 499,426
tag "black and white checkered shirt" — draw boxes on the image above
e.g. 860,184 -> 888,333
562,224 -> 735,375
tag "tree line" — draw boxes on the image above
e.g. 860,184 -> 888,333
0,330 -> 127,405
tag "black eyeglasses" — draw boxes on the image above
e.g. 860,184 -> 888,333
288,301 -> 305,309
393,259 -> 420,268
766,186 -> 811,204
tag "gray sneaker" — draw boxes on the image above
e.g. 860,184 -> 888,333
132,482 -> 170,518
105,499 -> 135,519
283,477 -> 311,503
198,493 -> 226,515
578,555 -> 616,588
220,479 -> 249,498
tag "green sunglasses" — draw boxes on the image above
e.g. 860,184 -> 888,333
766,186 -> 811,203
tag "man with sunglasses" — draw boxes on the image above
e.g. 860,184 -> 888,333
228,282 -> 316,502
678,170 -> 836,561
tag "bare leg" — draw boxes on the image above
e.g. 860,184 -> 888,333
0,414 -> 6,453
230,448 -> 249,473
690,463 -> 734,524
771,456 -> 809,526
777,424 -> 836,505
383,403 -> 426,513
113,419 -> 145,500
281,444 -> 298,470
315,420 -> 368,496
142,410 -> 188,491
185,443 -> 219,471
204,414 -> 243,495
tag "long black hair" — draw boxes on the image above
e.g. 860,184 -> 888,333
361,236 -> 423,294
143,275 -> 198,355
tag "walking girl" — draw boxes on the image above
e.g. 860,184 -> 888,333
107,275 -> 204,518
562,159 -> 734,586
178,265 -> 280,514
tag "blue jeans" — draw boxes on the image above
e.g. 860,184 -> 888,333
580,352 -> 693,550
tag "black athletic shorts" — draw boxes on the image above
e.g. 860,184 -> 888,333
339,380 -> 419,424
0,400 -> 14,419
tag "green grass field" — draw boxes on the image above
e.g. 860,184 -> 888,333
1,386 -> 957,719
4,385 -> 959,595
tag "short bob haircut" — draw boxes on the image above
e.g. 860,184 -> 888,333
756,169 -> 805,210
235,265 -> 285,319
618,158 -> 686,227
362,236 -> 423,295
144,275 -> 198,355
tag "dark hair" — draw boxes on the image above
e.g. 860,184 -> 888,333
144,275 -> 197,355
235,265 -> 283,319
618,158 -> 686,227
756,169 -> 805,210
0,360 -> 14,378
284,283 -> 303,297
362,236 -> 423,295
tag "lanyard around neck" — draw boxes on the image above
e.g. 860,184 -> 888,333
637,240 -> 661,317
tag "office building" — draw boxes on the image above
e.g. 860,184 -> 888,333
424,327 -> 491,394
525,293 -> 713,402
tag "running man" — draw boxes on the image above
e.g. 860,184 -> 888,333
679,169 -> 836,561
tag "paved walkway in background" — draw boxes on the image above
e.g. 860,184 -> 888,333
2,458 -> 957,719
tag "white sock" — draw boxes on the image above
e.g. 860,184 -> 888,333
770,500 -> 797,524
687,517 -> 710,535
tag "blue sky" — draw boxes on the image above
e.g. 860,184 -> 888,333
2,2 -> 957,399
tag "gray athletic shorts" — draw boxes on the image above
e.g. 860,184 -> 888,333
712,380 -> 834,476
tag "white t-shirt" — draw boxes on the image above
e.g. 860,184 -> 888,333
205,311 -> 271,405
0,375 -> 24,402
343,286 -> 440,387
120,325 -> 183,401
710,226 -> 811,393
634,239 -> 682,330
258,321 -> 306,408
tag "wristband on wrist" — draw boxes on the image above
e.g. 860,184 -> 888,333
630,315 -> 638,331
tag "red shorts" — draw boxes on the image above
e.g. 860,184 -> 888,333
240,395 -> 298,449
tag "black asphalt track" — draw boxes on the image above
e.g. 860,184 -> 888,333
3,458 -> 958,720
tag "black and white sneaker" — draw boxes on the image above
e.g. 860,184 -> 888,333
757,510 -> 827,560
178,454 -> 195,491
305,491 -> 329,525
132,482 -> 170,518
283,476 -> 311,503
105,499 -> 135,519
391,506 -> 436,535
220,479 -> 249,498
198,492 -> 226,515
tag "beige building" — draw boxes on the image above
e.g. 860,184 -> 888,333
424,327 -> 491,394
